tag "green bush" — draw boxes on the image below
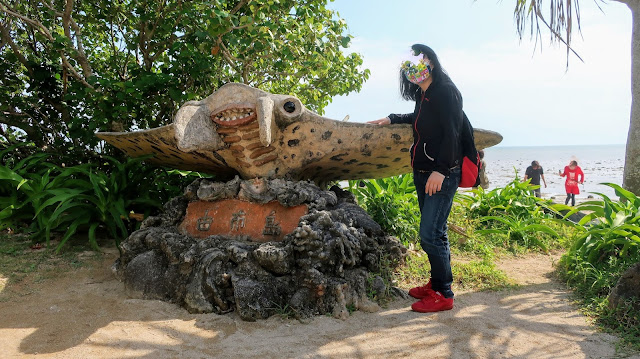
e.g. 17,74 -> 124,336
345,174 -> 419,246
560,183 -> 640,268
455,176 -> 562,253
455,176 -> 550,220
557,183 -> 640,349
475,213 -> 558,253
0,149 -> 200,251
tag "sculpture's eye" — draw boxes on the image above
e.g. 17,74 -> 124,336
283,101 -> 296,113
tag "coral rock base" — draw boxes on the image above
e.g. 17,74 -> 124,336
114,177 -> 407,321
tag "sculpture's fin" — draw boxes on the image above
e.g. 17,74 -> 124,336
96,125 -> 237,177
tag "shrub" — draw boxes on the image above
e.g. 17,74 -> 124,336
560,183 -> 640,268
557,183 -> 640,349
455,176 -> 551,221
345,174 -> 419,246
455,176 -> 562,253
0,150 -> 200,251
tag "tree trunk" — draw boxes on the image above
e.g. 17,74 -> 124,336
623,0 -> 640,194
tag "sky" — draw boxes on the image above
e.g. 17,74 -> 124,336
323,0 -> 632,147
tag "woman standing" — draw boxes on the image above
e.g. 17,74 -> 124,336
368,44 -> 463,312
559,160 -> 584,206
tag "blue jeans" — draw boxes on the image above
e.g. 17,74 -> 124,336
413,167 -> 460,298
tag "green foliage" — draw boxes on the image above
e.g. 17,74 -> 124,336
394,253 -> 514,292
560,183 -> 640,268
268,301 -> 298,320
364,253 -> 401,305
455,176 -> 550,220
556,183 -> 640,349
600,296 -> 640,348
455,176 -> 561,252
0,0 -> 369,157
558,252 -> 640,349
476,214 -> 557,253
0,150 -> 197,251
453,259 -> 517,291
346,174 -> 419,246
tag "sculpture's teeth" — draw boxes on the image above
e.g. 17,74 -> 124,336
211,107 -> 258,127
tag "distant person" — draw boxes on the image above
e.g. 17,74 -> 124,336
476,149 -> 489,189
523,160 -> 547,197
559,160 -> 584,206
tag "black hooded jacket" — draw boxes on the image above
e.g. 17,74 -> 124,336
388,81 -> 463,176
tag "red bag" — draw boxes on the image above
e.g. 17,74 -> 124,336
459,113 -> 481,188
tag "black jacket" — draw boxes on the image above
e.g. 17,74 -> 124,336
388,82 -> 463,176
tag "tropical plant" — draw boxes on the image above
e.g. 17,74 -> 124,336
0,150 -> 198,251
455,175 -> 551,221
476,212 -> 558,252
0,0 -> 369,160
346,174 -> 419,246
0,143 -> 58,232
556,182 -> 640,348
560,183 -> 640,267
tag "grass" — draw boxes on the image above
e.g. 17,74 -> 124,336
557,254 -> 640,350
389,201 -> 568,295
0,232 -> 106,301
394,251 -> 517,293
453,258 -> 518,291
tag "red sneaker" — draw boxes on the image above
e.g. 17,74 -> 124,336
408,280 -> 432,299
411,290 -> 454,313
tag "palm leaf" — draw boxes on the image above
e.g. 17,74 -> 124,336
604,182 -> 640,207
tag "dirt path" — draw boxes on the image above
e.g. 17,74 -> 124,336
0,250 -> 636,359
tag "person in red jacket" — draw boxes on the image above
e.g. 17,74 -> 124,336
559,160 -> 584,206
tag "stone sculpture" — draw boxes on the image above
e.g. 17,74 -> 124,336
97,82 -> 502,184
101,83 -> 503,321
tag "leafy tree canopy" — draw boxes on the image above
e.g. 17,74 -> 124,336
0,0 -> 369,159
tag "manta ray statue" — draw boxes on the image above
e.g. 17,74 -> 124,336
97,83 -> 502,183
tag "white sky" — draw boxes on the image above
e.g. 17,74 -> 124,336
323,0 -> 632,147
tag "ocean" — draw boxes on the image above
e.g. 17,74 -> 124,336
482,144 -> 625,200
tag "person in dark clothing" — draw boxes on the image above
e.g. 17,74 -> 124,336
476,149 -> 489,190
368,44 -> 463,313
523,160 -> 547,197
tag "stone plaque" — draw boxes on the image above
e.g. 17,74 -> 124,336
179,199 -> 308,242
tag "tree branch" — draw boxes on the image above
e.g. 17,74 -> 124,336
0,110 -> 44,144
219,39 -> 243,75
231,0 -> 251,14
0,20 -> 34,77
147,0 -> 185,64
0,1 -> 95,88
41,0 -> 94,78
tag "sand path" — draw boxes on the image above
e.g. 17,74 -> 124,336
0,250 -> 635,359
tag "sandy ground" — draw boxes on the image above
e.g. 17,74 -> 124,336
0,250 -> 637,359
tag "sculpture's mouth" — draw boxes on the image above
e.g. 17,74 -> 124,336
212,107 -> 257,127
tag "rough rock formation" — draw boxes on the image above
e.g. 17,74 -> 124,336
114,177 -> 407,321
608,261 -> 640,310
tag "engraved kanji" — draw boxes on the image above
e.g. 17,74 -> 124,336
263,210 -> 281,236
196,210 -> 213,231
230,210 -> 246,231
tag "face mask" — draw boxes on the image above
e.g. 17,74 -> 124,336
401,52 -> 433,85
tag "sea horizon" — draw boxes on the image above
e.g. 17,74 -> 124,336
491,143 -> 626,149
482,143 -> 625,200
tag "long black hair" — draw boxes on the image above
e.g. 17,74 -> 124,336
399,44 -> 459,101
